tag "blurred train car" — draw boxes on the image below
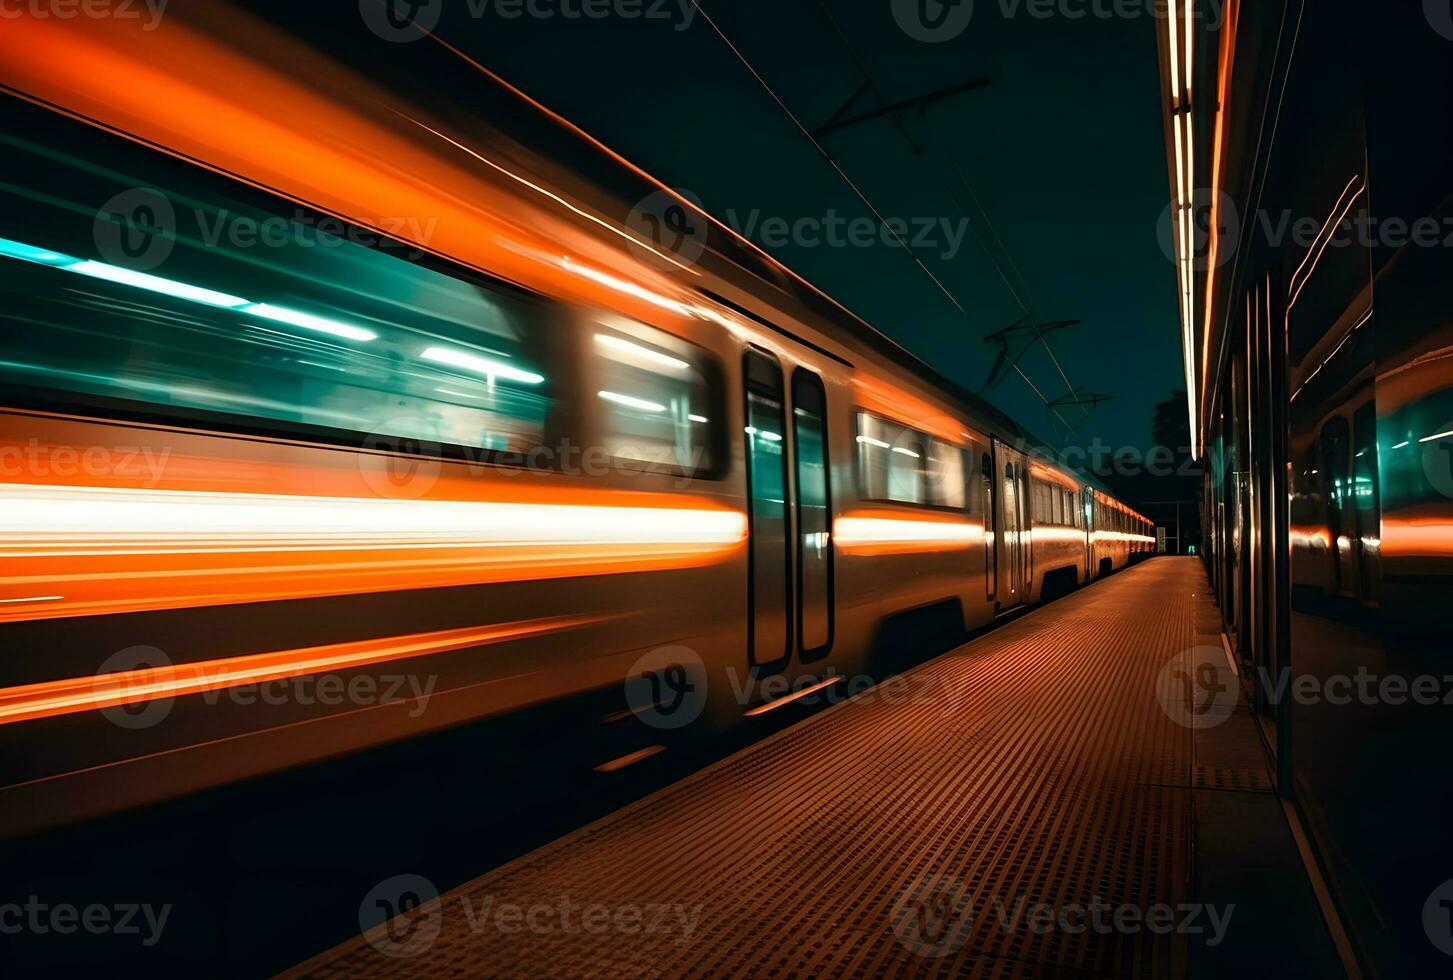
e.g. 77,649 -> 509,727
1168,1 -> 1453,974
0,4 -> 1152,835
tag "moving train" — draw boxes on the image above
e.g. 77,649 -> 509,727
0,5 -> 1153,835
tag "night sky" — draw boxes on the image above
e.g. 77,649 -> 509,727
435,0 -> 1182,453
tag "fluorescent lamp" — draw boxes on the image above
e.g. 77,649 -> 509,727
598,390 -> 666,413
595,334 -> 690,371
420,346 -> 544,384
244,303 -> 377,342
70,261 -> 249,309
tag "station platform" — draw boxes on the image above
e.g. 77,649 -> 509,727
289,558 -> 1343,979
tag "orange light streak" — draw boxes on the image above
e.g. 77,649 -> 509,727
744,676 -> 844,717
0,615 -> 602,726
0,483 -> 746,622
834,511 -> 983,556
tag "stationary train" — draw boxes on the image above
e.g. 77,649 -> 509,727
1169,2 -> 1453,974
0,5 -> 1153,834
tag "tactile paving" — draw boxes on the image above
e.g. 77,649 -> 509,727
292,559 -> 1203,979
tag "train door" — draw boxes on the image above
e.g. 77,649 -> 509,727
993,442 -> 1032,608
743,350 -> 791,670
790,368 -> 833,661
1083,486 -> 1095,579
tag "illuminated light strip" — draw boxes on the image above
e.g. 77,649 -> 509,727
1419,431 -> 1453,444
0,595 -> 64,604
744,676 -> 844,717
0,615 -> 601,726
420,346 -> 545,385
68,261 -> 250,310
856,436 -> 891,450
0,236 -> 380,344
1290,175 -> 1361,298
594,333 -> 690,371
1094,532 -> 1160,545
0,484 -> 748,552
891,447 -> 921,459
598,390 -> 665,413
1290,306 -> 1373,403
243,302 -> 378,343
1289,181 -> 1366,310
0,484 -> 748,622
834,515 -> 983,555
391,111 -> 701,277
1168,0 -> 1181,103
559,257 -> 692,316
1392,441 -> 1411,450
1184,0 -> 1194,101
594,745 -> 666,772
1199,0 -> 1240,447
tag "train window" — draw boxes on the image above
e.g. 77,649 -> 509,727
927,439 -> 966,509
0,98 -> 570,460
855,413 -> 972,509
857,413 -> 896,500
856,412 -> 918,504
591,321 -> 715,473
1031,480 -> 1047,523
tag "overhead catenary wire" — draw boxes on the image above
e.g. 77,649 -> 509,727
691,0 -> 1080,440
812,0 -> 1090,435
